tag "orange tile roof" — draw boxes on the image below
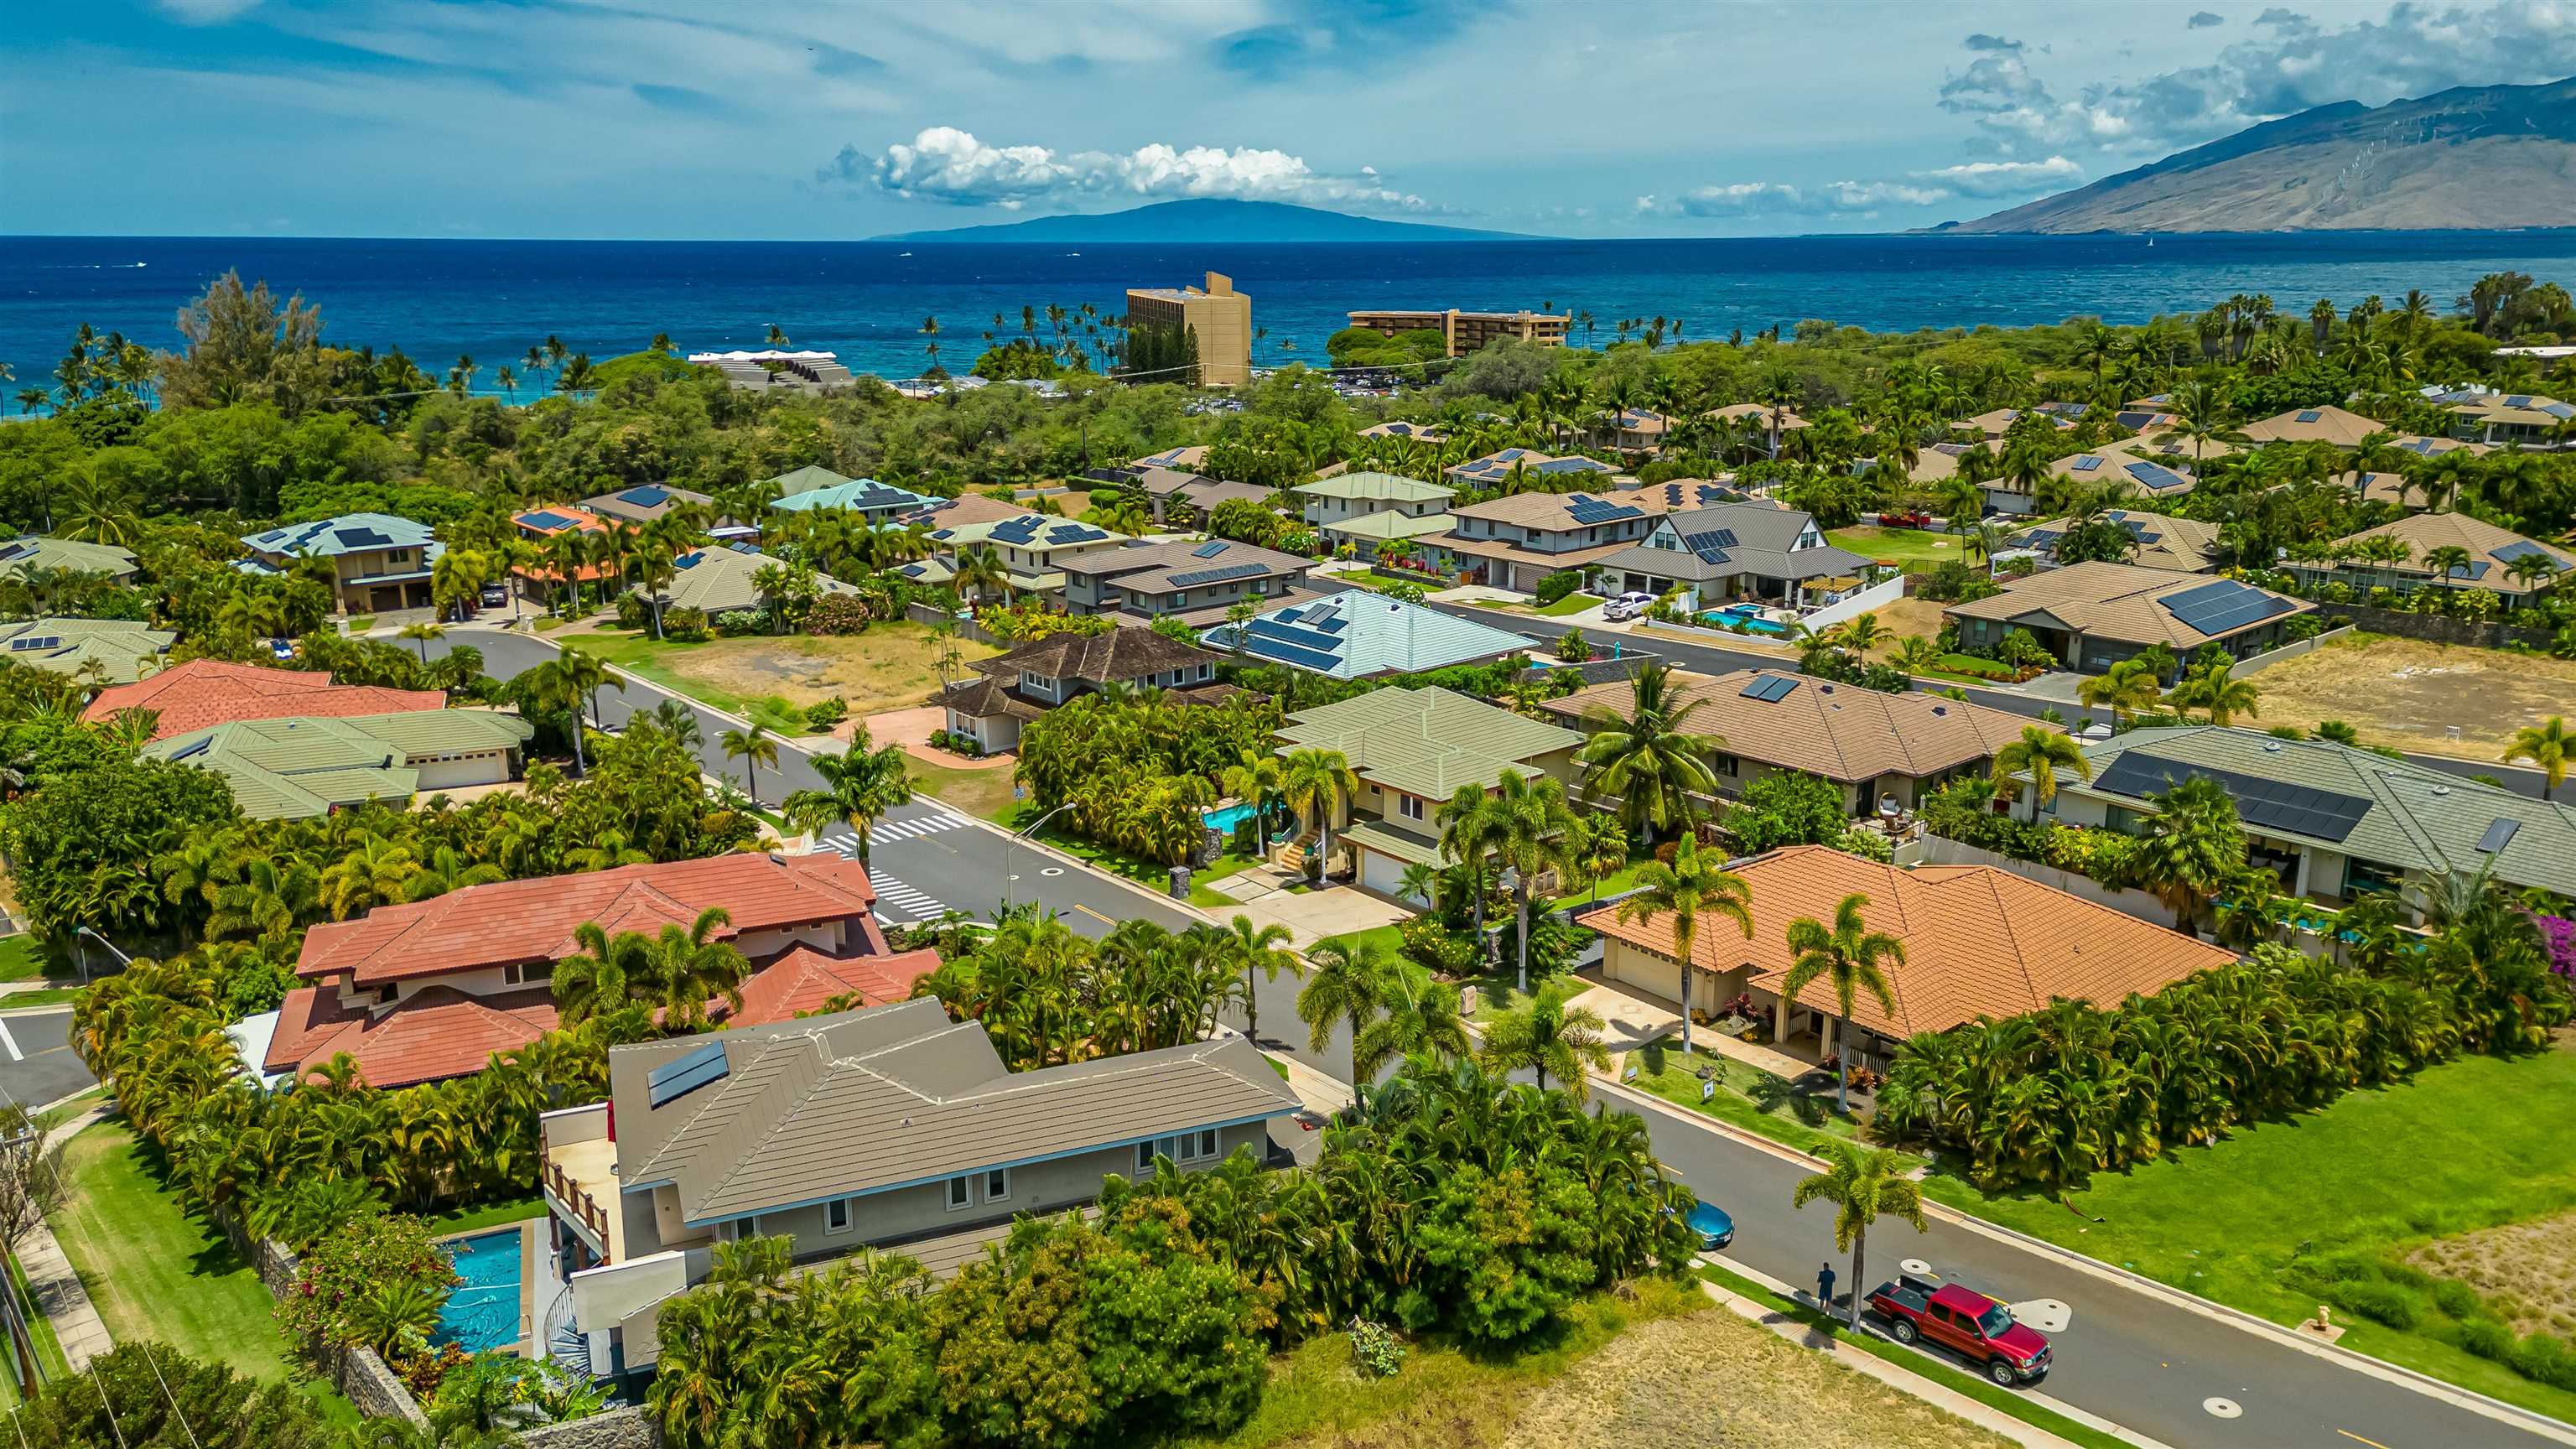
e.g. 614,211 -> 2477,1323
730,944 -> 941,1021
1578,844 -> 2235,1039
81,659 -> 445,741
296,852 -> 882,986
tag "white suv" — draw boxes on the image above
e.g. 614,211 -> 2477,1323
1602,591 -> 1657,621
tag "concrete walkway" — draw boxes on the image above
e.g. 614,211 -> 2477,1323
23,1102 -> 115,1369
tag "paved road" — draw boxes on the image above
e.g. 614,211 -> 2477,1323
1350,587 -> 2559,801
0,1008 -> 95,1112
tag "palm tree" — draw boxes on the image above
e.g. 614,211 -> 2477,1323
1352,971 -> 1469,1081
2076,657 -> 2164,726
1488,770 -> 1581,991
1791,1140 -> 1927,1327
522,647 -> 622,775
2504,716 -> 2569,801
397,621 -> 445,664
2420,544 -> 2475,594
641,908 -> 749,1031
1278,746 -> 1358,879
1614,836 -> 1752,1056
1222,914 -> 1295,1046
720,723 -> 780,808
2163,658 -> 2260,726
951,544 -> 1007,611
1296,933 -> 1390,1055
1436,783 -> 1507,948
1780,893 -> 1903,1110
1829,612 -> 1886,657
1573,660 -> 1718,842
553,922 -> 649,1026
2128,776 -> 2245,938
1991,724 -> 2090,814
1479,976 -> 1613,1099
782,727 -> 915,857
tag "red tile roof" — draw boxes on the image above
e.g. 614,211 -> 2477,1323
296,852 -> 882,987
81,659 -> 445,741
730,945 -> 942,1021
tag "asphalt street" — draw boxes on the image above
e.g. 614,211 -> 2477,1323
439,625 -> 2568,1449
0,1008 -> 95,1112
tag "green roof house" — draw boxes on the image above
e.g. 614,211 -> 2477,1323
145,710 -> 536,819
0,536 -> 140,584
1275,686 -> 1579,903
2014,724 -> 2576,913
0,617 -> 176,683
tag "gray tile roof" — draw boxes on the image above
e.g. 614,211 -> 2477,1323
242,512 -> 437,558
1279,685 -> 1577,799
2054,725 -> 2576,897
611,999 -> 1298,1226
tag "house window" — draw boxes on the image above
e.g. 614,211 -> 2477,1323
503,962 -> 554,986
946,1176 -> 972,1211
1138,1130 -> 1218,1170
1398,794 -> 1425,822
984,1168 -> 1010,1203
825,1198 -> 853,1234
1713,753 -> 1739,778
1188,1128 -> 1218,1161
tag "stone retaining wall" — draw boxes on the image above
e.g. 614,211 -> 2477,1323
2324,602 -> 2556,651
214,1207 -> 432,1429
521,1405 -> 661,1449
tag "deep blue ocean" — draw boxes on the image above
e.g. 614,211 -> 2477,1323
6,231 -> 2576,394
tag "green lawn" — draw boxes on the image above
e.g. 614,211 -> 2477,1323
1923,1046 -> 2576,1423
0,937 -> 55,984
423,1195 -> 546,1237
1315,922 -> 1407,962
904,755 -> 1020,823
1826,527 -> 1965,574
1531,592 -> 1602,617
0,1246 -> 68,1411
991,803 -> 1264,906
1627,1037 -> 1908,1163
51,1122 -> 352,1420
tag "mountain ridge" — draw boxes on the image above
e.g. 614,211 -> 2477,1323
871,198 -> 1535,244
1942,76 -> 2576,234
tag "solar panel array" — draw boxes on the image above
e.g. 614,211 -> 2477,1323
7,636 -> 59,652
2295,410 -> 2323,423
1565,492 -> 1644,525
2477,817 -> 2521,854
1738,674 -> 1800,703
2160,579 -> 2296,636
2504,395 -> 2532,408
1682,528 -> 1739,560
2093,751 -> 2372,843
2071,455 -> 2104,472
1190,540 -> 1228,558
517,512 -> 577,532
989,517 -> 1043,544
1046,523 -> 1111,544
2123,460 -> 2192,491
647,1041 -> 731,1108
2492,540 -> 2558,564
620,485 -> 672,507
337,527 -> 394,548
1167,562 -> 1270,589
1535,457 -> 1613,475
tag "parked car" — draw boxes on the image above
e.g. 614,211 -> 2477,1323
1866,1273 -> 2051,1386
480,583 -> 511,606
1878,509 -> 1932,529
1685,1202 -> 1735,1251
1602,590 -> 1657,621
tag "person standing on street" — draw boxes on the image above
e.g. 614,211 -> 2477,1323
1817,1260 -> 1838,1313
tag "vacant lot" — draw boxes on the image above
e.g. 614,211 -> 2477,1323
2248,632 -> 2576,758
2409,1210 -> 2576,1339
576,622 -> 1000,719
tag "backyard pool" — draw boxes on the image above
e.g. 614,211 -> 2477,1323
1699,605 -> 1789,635
435,1227 -> 526,1354
1203,801 -> 1263,834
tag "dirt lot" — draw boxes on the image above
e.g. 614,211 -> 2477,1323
2243,633 -> 2576,759
1849,594 -> 1950,649
1498,1303 -> 2015,1449
589,621 -> 1000,718
2408,1211 -> 2576,1339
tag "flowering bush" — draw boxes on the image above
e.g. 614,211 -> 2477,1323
276,1211 -> 458,1365
1348,1318 -> 1406,1379
2538,914 -> 2575,984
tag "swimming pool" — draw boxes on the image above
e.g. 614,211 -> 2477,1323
1700,605 -> 1789,636
435,1227 -> 525,1354
1204,801 -> 1263,834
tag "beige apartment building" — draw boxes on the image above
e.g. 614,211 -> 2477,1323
1125,272 -> 1253,385
1345,308 -> 1569,357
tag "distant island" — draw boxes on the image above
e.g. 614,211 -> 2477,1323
1940,75 -> 2576,234
872,198 -> 1537,244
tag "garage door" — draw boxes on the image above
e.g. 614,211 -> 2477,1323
1359,849 -> 1425,906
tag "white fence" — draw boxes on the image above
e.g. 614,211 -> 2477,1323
2231,624 -> 2357,677
1801,570 -> 1908,631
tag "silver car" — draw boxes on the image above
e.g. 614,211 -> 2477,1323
1602,591 -> 1657,621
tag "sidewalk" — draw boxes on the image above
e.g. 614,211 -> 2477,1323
22,1102 -> 116,1370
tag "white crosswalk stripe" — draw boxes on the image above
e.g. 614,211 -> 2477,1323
868,875 -> 951,923
867,808 -> 969,846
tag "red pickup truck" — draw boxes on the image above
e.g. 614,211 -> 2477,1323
1867,1273 -> 2053,1386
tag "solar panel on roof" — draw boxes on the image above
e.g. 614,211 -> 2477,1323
2505,395 -> 2532,408
336,527 -> 393,548
2124,461 -> 2191,491
1168,563 -> 1270,589
619,485 -> 671,507
1047,525 -> 1109,543
2093,752 -> 2372,843
2476,817 -> 2521,854
1244,636 -> 1343,672
2161,578 -> 2295,636
2296,410 -> 2323,423
2491,540 -> 2555,564
647,1041 -> 731,1108
1738,675 -> 1800,703
1190,540 -> 1228,558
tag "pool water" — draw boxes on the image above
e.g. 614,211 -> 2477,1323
1700,605 -> 1789,636
434,1228 -> 525,1353
1203,802 -> 1263,834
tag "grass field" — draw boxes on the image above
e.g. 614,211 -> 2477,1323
1826,527 -> 1966,574
51,1122 -> 352,1420
1924,1043 -> 2576,1422
1626,1037 -> 1899,1161
903,751 -> 1020,822
571,622 -> 1000,720
2246,631 -> 2576,759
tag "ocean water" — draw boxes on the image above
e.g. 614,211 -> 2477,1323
6,231 -> 2576,392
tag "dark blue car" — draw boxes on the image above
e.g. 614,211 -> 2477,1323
1686,1202 -> 1735,1252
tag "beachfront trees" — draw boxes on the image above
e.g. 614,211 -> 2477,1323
1614,836 -> 1752,1056
1791,1141 -> 1927,1327
2504,716 -> 2569,801
1573,661 -> 1719,843
1479,976 -> 1613,1098
1780,893 -> 1903,1110
782,728 -> 915,860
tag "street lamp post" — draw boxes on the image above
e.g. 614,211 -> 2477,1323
75,926 -> 132,984
1002,802 -> 1076,911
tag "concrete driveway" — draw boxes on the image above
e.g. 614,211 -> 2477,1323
1222,865 -> 1412,950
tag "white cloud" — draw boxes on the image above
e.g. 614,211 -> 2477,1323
1634,182 -> 1807,218
832,126 -> 1428,211
1912,154 -> 2082,196
156,0 -> 262,21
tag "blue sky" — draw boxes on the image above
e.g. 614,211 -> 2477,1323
8,0 -> 2576,239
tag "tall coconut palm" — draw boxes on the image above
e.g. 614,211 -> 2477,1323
1279,746 -> 1358,877
720,723 -> 780,808
1296,933 -> 1390,1055
1614,836 -> 1752,1056
1352,969 -> 1469,1082
1478,976 -> 1613,1099
1221,914 -> 1296,1047
1991,724 -> 2091,814
397,621 -> 445,664
2128,776 -> 2246,938
2504,716 -> 2569,802
1436,783 -> 1507,947
2163,659 -> 2260,726
522,647 -> 623,774
1780,892 -> 1904,1110
1573,660 -> 1719,843
782,727 -> 915,858
1791,1140 -> 1927,1327
1490,769 -> 1581,991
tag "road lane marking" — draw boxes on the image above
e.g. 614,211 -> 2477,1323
0,1019 -> 19,1062
2337,1432 -> 2396,1449
1072,904 -> 1115,926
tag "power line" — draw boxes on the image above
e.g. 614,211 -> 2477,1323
134,1343 -> 203,1449
85,1359 -> 127,1449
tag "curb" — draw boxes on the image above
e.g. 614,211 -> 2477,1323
929,798 -> 1218,929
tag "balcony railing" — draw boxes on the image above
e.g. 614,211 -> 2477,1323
545,1161 -> 611,1245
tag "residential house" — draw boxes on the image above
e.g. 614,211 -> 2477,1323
1295,471 -> 1454,528
239,513 -> 441,614
2017,725 -> 2576,910
265,851 -> 943,1088
543,998 -> 1299,1374
1425,488 -> 1675,593
691,351 -> 854,393
1122,467 -> 1276,527
653,546 -> 860,619
1057,538 -> 1312,626
913,493 -> 1035,532
939,629 -> 1231,754
763,464 -> 868,500
2285,513 -> 2571,607
1954,408 -> 2073,441
2238,404 -> 2390,449
769,477 -> 942,522
2438,389 -> 2573,449
0,617 -> 175,683
1444,448 -> 1619,492
1704,402 -> 1810,448
1541,667 -> 2042,815
143,710 -> 535,820
1581,844 -> 2235,1075
1906,440 -> 1999,488
1275,687 -> 1578,902
0,536 -> 138,584
1202,594 -> 1535,680
2392,434 -> 2489,461
2041,443 -> 2200,506
1942,562 -> 2314,679
1317,508 -> 1458,561
1126,273 -> 1253,386
82,657 -> 444,742
1126,445 -> 1209,472
1596,409 -> 1670,453
578,483 -> 745,538
511,506 -> 617,594
1592,501 -> 1878,610
1358,420 -> 1449,443
927,513 -> 1128,601
2011,511 -> 2221,574
1344,309 -> 1567,356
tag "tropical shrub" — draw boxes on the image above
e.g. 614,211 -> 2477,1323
804,593 -> 872,635
275,1210 -> 460,1363
1719,769 -> 1848,854
803,695 -> 849,730
1535,569 -> 1582,605
1496,911 -> 1586,980
663,604 -> 710,641
714,608 -> 763,635
1349,1317 -> 1406,1378
1016,693 -> 1280,865
912,906 -> 1253,1070
615,591 -> 652,630
1555,628 -> 1593,662
12,1343 -> 343,1449
1400,916 -> 1481,975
